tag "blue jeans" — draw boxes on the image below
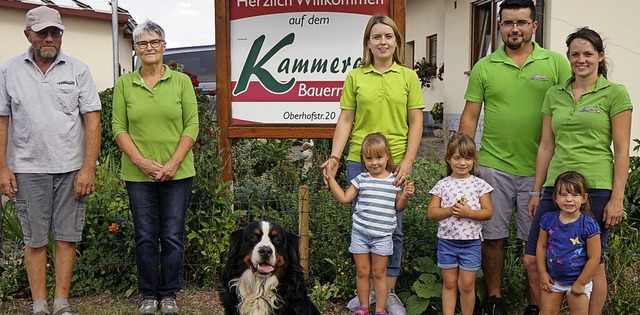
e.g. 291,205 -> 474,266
347,161 -> 404,277
126,177 -> 193,300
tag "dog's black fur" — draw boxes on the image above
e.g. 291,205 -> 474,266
221,221 -> 321,315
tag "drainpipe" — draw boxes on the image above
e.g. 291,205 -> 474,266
112,0 -> 119,85
536,0 -> 545,47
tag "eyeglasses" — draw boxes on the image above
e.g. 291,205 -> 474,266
500,20 -> 533,28
34,29 -> 63,39
135,40 -> 165,49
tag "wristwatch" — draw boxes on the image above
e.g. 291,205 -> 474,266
529,191 -> 541,197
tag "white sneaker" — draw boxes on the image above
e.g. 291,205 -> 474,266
138,299 -> 158,315
160,297 -> 180,314
386,291 -> 406,315
346,289 -> 376,311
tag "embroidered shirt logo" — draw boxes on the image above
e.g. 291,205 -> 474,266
529,74 -> 549,81
57,81 -> 75,85
579,106 -> 600,113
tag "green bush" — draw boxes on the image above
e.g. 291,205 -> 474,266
0,202 -> 52,300
604,221 -> 640,313
98,87 -> 119,164
3,118 -> 640,315
624,139 -> 640,221
73,155 -> 137,296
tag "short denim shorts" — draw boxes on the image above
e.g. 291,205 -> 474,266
349,228 -> 393,256
437,238 -> 482,271
549,280 -> 593,299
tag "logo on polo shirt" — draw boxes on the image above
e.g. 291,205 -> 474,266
579,106 -> 601,114
529,74 -> 549,81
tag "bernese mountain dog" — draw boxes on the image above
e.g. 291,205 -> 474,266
221,221 -> 321,315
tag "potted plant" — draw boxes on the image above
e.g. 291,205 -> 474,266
430,101 -> 444,124
413,57 -> 434,88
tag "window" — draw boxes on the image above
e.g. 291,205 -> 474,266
471,0 -> 502,66
427,35 -> 437,65
405,40 -> 415,68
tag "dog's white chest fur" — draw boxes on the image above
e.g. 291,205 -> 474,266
230,269 -> 282,315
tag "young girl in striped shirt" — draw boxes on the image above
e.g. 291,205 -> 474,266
327,132 -> 414,315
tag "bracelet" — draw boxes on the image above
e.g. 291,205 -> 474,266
529,191 -> 541,197
329,155 -> 340,163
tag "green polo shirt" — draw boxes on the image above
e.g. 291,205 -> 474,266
112,65 -> 199,182
543,76 -> 633,189
465,42 -> 572,176
340,62 -> 425,164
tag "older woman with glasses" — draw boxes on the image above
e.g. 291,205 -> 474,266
112,20 -> 199,315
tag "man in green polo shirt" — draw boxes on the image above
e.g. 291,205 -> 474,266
459,1 -> 571,314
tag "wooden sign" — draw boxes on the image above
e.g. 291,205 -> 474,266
215,0 -> 404,181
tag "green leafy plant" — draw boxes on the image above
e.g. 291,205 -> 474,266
1,201 -> 56,299
430,102 -> 444,124
624,139 -> 640,222
0,238 -> 28,303
406,256 -> 442,315
309,279 -> 335,313
98,87 -> 119,164
603,221 -> 640,313
73,154 -> 137,296
181,73 -> 236,285
413,57 -> 435,88
324,251 -> 356,299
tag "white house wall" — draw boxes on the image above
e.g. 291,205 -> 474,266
406,0 -> 447,113
406,0 -> 476,128
441,0 -> 473,126
0,8 -> 133,91
407,0 -> 640,153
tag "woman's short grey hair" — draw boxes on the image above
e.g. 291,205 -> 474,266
132,20 -> 165,42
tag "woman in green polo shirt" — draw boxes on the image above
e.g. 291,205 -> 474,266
525,27 -> 632,315
112,20 -> 199,315
321,14 -> 425,315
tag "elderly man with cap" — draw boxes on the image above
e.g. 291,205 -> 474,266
0,6 -> 101,315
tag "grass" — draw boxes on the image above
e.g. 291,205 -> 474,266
0,288 -> 224,315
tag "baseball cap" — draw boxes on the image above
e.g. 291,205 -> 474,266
25,6 -> 65,32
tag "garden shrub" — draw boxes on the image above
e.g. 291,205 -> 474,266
73,154 -> 137,296
604,220 -> 640,313
0,233 -> 29,302
98,87 -> 121,164
2,102 -> 640,315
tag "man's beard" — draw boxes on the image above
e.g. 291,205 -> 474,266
38,47 -> 58,59
505,39 -> 524,50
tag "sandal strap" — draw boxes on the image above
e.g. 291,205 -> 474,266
352,305 -> 369,315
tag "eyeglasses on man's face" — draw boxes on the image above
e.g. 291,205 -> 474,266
135,39 -> 165,49
34,28 -> 63,39
500,20 -> 532,28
